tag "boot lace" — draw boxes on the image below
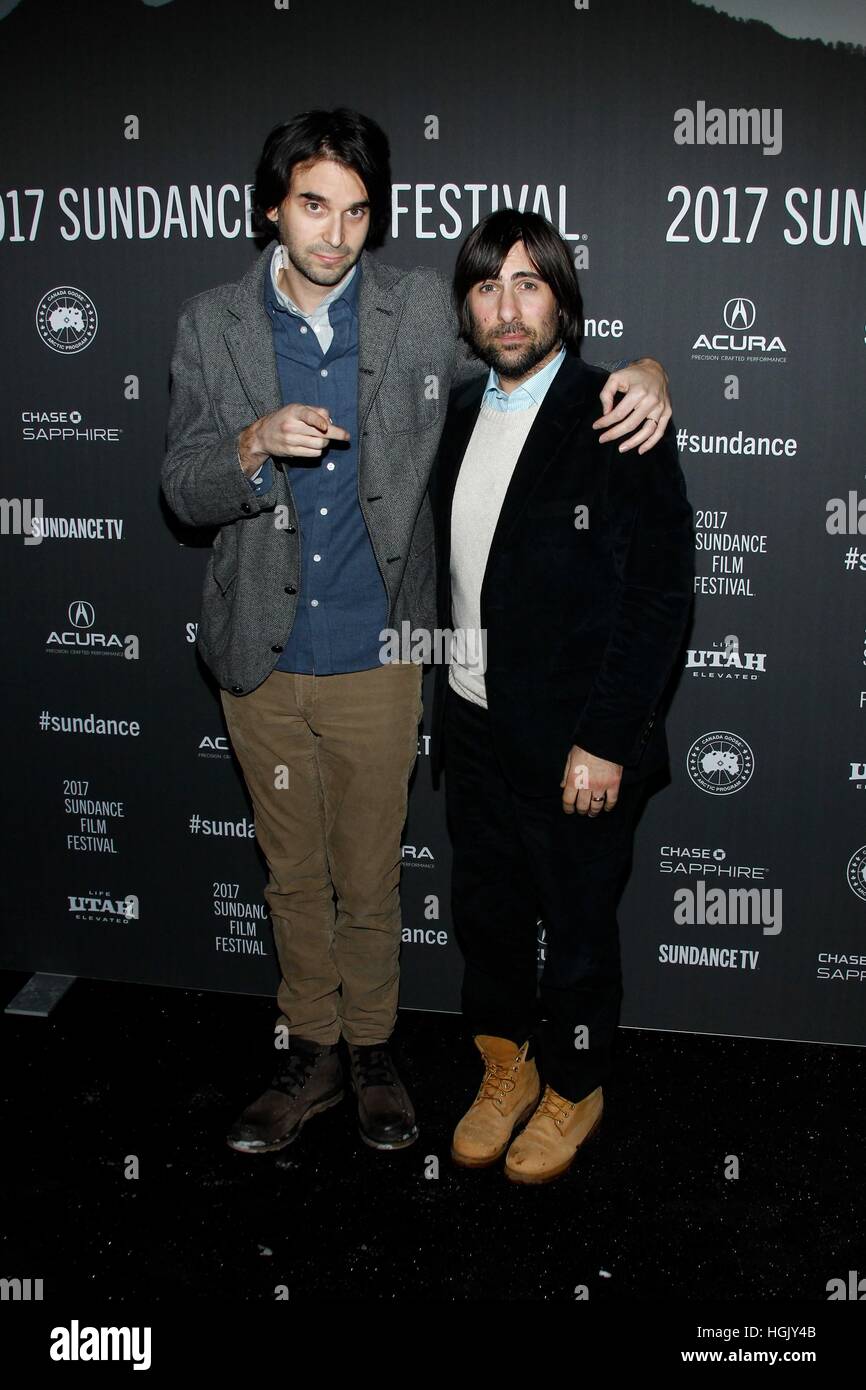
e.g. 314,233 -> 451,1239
271,1049 -> 319,1098
534,1088 -> 577,1133
353,1046 -> 398,1089
476,1046 -> 527,1110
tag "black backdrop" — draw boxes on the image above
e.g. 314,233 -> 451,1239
1,0 -> 864,1047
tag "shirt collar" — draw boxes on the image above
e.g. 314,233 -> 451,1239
267,242 -> 360,320
482,344 -> 567,410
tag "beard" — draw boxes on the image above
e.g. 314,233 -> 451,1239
468,307 -> 561,379
282,236 -> 361,288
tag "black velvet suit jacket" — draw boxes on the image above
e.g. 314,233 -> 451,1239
429,350 -> 695,797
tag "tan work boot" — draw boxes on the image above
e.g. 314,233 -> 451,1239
451,1035 -> 540,1169
504,1083 -> 603,1184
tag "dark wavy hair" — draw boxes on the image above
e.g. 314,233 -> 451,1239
251,107 -> 391,249
453,210 -> 583,352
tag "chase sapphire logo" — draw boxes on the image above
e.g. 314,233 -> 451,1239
36,287 -> 98,355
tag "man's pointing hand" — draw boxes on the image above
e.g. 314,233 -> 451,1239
238,404 -> 350,475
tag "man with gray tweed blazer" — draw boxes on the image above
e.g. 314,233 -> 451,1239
161,107 -> 672,1158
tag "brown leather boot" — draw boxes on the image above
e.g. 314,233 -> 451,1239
226,1038 -> 344,1154
451,1035 -> 540,1169
345,1042 -> 419,1151
504,1083 -> 603,1184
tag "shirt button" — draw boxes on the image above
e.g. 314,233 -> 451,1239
326,461 -> 335,471
310,599 -> 319,607
320,507 -> 328,515
313,553 -> 321,562
320,368 -> 328,378
299,325 -> 308,334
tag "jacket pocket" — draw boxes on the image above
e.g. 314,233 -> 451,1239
375,366 -> 441,434
210,546 -> 238,598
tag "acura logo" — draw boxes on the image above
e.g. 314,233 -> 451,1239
723,297 -> 756,330
67,600 -> 95,629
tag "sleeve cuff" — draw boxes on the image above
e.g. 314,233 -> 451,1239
238,447 -> 264,489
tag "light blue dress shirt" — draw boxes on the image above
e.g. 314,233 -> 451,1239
481,343 -> 567,412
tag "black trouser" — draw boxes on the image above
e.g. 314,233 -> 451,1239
443,684 -> 645,1103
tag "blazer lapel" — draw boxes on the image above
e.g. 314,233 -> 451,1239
485,352 -> 596,552
221,245 -> 402,490
439,374 -> 488,521
432,372 -> 487,625
220,244 -> 402,415
356,250 -> 404,436
222,244 -> 283,417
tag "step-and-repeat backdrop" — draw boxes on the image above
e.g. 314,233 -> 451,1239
1,0 -> 864,1045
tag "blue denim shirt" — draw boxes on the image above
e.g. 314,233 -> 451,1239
254,250 -> 389,674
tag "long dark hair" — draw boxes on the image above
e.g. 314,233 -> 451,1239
453,210 -> 583,352
251,107 -> 391,249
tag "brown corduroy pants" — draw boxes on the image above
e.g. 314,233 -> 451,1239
220,661 -> 423,1046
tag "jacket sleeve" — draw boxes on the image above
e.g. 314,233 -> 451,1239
571,423 -> 694,767
160,302 -> 278,528
430,268 -> 486,389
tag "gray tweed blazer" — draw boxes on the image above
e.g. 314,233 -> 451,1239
161,242 -> 483,694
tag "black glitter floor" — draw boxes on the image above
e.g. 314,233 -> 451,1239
2,968 -> 864,1309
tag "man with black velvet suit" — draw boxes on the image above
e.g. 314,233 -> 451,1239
430,210 -> 694,1184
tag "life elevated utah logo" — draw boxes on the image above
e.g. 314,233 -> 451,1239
692,298 -> 787,365
67,891 -> 139,923
36,287 -> 98,354
686,634 -> 767,682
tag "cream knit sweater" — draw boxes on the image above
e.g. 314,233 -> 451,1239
448,400 -> 540,708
